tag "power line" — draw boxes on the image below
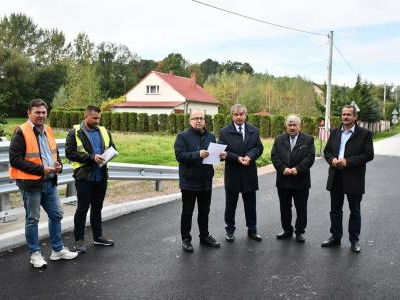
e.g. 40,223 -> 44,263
333,42 -> 358,75
192,0 -> 327,37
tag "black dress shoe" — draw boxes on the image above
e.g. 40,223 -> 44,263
276,231 -> 293,240
200,235 -> 220,248
321,236 -> 341,247
225,233 -> 235,243
182,239 -> 194,252
295,234 -> 306,243
248,232 -> 262,241
351,241 -> 361,253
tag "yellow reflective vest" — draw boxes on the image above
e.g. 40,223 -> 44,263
72,124 -> 110,169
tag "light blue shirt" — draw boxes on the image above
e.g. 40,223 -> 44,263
28,120 -> 55,168
338,124 -> 355,159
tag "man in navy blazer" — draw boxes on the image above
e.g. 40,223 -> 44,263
271,115 -> 315,243
219,104 -> 264,242
321,104 -> 374,253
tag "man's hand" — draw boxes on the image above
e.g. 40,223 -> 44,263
331,158 -> 339,167
219,151 -> 227,160
243,155 -> 251,165
54,162 -> 62,174
337,158 -> 347,167
199,150 -> 209,158
283,168 -> 292,176
238,156 -> 247,165
43,166 -> 56,176
94,154 -> 105,165
289,167 -> 298,175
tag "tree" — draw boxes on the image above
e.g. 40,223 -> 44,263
73,32 -> 94,63
157,53 -> 189,77
200,58 -> 219,79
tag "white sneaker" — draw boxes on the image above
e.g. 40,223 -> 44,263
30,251 -> 47,268
50,247 -> 78,261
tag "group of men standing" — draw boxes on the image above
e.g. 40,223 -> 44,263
9,99 -> 373,268
175,103 -> 373,255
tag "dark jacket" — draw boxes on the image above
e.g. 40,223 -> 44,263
174,127 -> 215,191
218,122 -> 263,193
271,132 -> 315,189
65,122 -> 115,181
324,124 -> 374,194
9,126 -> 62,191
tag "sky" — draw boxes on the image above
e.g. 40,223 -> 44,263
2,0 -> 400,87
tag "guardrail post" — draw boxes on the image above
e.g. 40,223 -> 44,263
155,180 -> 162,192
0,194 -> 17,223
66,182 -> 76,197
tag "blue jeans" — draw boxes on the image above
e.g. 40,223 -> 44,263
21,181 -> 64,253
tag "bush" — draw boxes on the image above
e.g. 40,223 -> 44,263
247,114 -> 261,129
184,113 -> 191,130
111,113 -> 121,131
49,110 -> 57,128
100,96 -> 125,112
225,114 -> 232,126
213,113 -> 225,136
61,111 -> 71,129
260,115 -> 271,138
120,112 -> 129,132
176,114 -> 185,133
137,113 -> 149,132
128,112 -> 138,132
70,111 -> 82,127
149,114 -> 159,132
205,114 -> 213,132
56,111 -> 64,128
167,114 -> 177,134
102,112 -> 112,129
270,115 -> 286,137
159,114 -> 168,132
331,116 -> 341,129
301,116 -> 315,136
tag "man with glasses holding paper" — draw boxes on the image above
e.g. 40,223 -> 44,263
174,110 -> 223,252
65,105 -> 117,254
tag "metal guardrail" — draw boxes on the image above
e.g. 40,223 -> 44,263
0,139 -> 179,221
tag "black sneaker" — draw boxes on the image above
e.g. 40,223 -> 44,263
200,235 -> 220,248
74,240 -> 87,253
182,239 -> 194,252
93,236 -> 115,246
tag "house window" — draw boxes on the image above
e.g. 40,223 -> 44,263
146,85 -> 159,94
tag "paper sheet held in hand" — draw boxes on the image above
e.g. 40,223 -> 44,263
202,142 -> 227,165
99,146 -> 118,167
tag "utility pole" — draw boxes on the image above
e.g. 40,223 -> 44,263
383,83 -> 387,118
324,31 -> 334,134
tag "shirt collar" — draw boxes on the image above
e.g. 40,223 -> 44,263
341,124 -> 355,133
234,123 -> 245,131
27,119 -> 46,134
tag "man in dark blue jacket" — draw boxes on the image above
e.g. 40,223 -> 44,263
219,104 -> 264,242
174,111 -> 221,252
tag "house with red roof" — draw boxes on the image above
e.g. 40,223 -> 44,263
113,71 -> 220,116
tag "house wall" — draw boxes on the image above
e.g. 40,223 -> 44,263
113,107 -> 174,115
126,73 -> 185,102
186,102 -> 219,116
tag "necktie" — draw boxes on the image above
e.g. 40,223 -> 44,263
238,126 -> 244,140
290,137 -> 296,151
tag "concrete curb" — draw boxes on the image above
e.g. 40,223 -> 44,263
0,192 -> 181,253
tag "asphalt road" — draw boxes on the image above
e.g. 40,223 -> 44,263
1,154 -> 399,299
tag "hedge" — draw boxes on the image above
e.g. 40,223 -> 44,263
167,114 -> 177,134
205,114 -> 213,132
270,115 -> 286,137
247,114 -> 260,129
184,113 -> 191,130
301,116 -> 315,136
49,110 -> 57,128
260,115 -> 271,138
149,114 -> 159,132
213,113 -> 225,136
120,112 -> 129,132
137,113 -> 149,132
128,112 -> 138,132
111,113 -> 120,131
176,114 -> 185,133
159,114 -> 168,132
225,114 -> 232,126
102,112 -> 112,129
61,111 -> 71,129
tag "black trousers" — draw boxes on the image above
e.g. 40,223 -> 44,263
330,171 -> 362,242
181,189 -> 212,241
277,188 -> 309,234
74,180 -> 107,241
225,191 -> 257,234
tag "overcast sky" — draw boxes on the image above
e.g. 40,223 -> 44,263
2,0 -> 400,87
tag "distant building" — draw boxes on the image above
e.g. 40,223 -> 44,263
113,71 -> 220,116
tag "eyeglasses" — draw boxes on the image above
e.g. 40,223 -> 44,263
190,117 -> 205,121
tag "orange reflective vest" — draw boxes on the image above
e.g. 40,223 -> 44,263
9,121 -> 58,180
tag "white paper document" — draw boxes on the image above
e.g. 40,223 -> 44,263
99,146 -> 118,167
202,142 -> 227,165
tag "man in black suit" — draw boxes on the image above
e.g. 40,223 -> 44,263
219,104 -> 264,242
271,115 -> 315,243
321,104 -> 374,253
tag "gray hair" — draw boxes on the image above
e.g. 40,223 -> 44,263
230,104 -> 247,115
285,115 -> 301,126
